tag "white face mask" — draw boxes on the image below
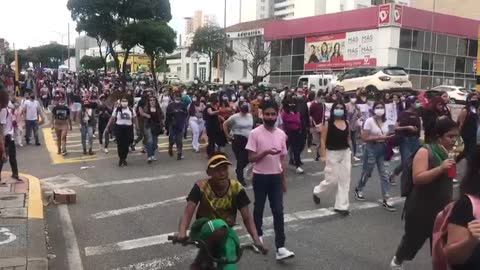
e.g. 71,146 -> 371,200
350,98 -> 357,104
231,96 -> 236,101
374,108 -> 385,117
239,96 -> 245,102
192,97 -> 197,102
121,102 -> 128,108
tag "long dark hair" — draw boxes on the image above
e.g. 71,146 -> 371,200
329,101 -> 347,123
465,92 -> 478,113
460,145 -> 480,196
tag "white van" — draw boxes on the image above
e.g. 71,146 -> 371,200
297,74 -> 335,94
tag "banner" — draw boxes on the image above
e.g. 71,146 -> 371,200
304,30 -> 377,70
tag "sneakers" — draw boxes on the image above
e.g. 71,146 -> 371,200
390,256 -> 404,270
276,247 -> 295,261
389,175 -> 398,186
382,199 -> 397,212
354,189 -> 365,201
307,148 -> 312,153
353,156 -> 361,162
295,167 -> 304,174
104,148 -> 109,154
147,157 -> 152,164
151,156 -> 157,161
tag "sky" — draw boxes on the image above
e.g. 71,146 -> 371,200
0,0 -> 235,49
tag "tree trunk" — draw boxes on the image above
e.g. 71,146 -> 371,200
150,54 -> 158,92
108,42 -> 121,76
96,38 -> 107,75
121,49 -> 131,88
208,52 -> 212,83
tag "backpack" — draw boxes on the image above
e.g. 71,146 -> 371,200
400,145 -> 424,197
431,195 -> 480,270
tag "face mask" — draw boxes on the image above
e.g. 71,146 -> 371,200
239,96 -> 245,102
264,119 -> 276,127
350,98 -> 357,104
296,94 -> 303,99
192,97 -> 197,102
415,102 -> 422,109
222,97 -> 228,101
59,102 -> 66,106
264,96 -> 271,101
333,109 -> 344,117
121,102 -> 128,108
231,96 -> 236,101
175,98 -> 181,103
374,108 -> 385,117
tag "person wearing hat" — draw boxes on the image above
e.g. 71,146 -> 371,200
176,153 -> 267,266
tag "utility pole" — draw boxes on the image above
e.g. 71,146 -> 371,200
13,43 -> 19,95
239,0 -> 242,23
222,0 -> 227,85
67,23 -> 71,70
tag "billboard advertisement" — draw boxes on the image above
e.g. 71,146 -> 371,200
304,30 -> 377,70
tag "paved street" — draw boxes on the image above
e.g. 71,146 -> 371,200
11,121 -> 467,270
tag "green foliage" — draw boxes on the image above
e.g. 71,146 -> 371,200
6,43 -> 74,69
80,56 -> 104,70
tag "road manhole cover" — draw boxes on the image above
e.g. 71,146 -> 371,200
0,196 -> 18,201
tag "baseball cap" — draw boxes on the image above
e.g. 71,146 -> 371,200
207,154 -> 232,169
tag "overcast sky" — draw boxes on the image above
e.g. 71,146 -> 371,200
0,0 -> 234,49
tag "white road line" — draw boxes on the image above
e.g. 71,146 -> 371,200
84,171 -> 203,188
85,198 -> 404,257
92,196 -> 187,219
58,205 -> 85,270
111,250 -> 197,270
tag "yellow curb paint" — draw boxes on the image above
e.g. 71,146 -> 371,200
42,128 -> 65,164
23,173 -> 44,219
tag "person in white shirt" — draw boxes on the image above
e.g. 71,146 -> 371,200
22,94 -> 41,145
0,103 -> 20,185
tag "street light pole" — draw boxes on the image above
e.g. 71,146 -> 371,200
222,0 -> 227,85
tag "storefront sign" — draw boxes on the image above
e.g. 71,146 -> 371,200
304,30 -> 377,70
227,29 -> 264,39
394,5 -> 403,26
378,4 -> 391,27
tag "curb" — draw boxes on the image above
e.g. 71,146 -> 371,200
22,173 -> 48,270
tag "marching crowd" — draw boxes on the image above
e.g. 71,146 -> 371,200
1,68 -> 480,269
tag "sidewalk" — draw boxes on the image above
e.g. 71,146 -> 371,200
0,172 -> 47,270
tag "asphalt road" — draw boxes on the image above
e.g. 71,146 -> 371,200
13,104 -> 463,270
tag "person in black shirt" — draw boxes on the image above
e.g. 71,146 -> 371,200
165,93 -> 187,160
96,95 -> 112,153
446,145 -> 480,270
51,98 -> 72,155
313,101 -> 351,216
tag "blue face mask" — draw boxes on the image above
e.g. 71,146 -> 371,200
333,109 -> 344,117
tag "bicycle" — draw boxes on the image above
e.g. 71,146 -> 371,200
168,235 -> 264,270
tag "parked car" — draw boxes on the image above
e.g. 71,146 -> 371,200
297,74 -> 336,94
336,67 -> 412,94
431,85 -> 469,104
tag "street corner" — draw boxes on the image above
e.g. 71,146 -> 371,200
0,172 -> 48,270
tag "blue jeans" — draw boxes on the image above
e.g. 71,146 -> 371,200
253,174 -> 285,249
80,125 -> 94,151
25,120 -> 39,144
356,142 -> 391,199
169,127 -> 183,155
399,136 -> 421,172
145,127 -> 158,158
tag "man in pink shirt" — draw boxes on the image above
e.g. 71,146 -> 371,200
245,101 -> 295,261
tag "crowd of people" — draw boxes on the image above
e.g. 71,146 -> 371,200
1,66 -> 480,269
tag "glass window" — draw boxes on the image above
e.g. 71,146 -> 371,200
292,38 -> 305,55
455,57 -> 465,73
292,55 -> 304,71
342,69 -> 359,79
466,58 -> 475,73
271,41 -> 281,57
281,39 -> 292,56
436,35 -> 447,54
410,51 -> 422,69
271,57 -> 281,71
458,38 -> 467,56
433,54 -> 445,71
280,56 -> 292,71
397,50 -> 410,68
421,76 -> 432,89
445,56 -> 455,72
468,40 -> 478,57
400,29 -> 412,49
412,30 -> 424,51
447,36 -> 458,55
410,75 -> 421,88
433,76 -> 443,87
424,32 -> 433,51
454,78 -> 465,87
422,53 -> 432,70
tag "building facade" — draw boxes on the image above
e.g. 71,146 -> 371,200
412,0 -> 480,20
264,4 -> 479,89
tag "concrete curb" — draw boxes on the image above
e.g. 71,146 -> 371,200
22,173 -> 48,270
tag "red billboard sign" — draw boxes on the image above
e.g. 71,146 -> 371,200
394,5 -> 403,25
378,4 -> 391,27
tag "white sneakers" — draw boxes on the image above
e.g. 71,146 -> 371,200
104,148 -> 109,154
390,256 -> 404,270
276,247 -> 295,261
296,167 -> 304,174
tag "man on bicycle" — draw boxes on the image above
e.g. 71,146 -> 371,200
176,153 -> 267,269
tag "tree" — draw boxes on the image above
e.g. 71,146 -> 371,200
80,56 -> 104,70
234,36 -> 272,85
190,25 -> 233,83
6,43 -> 74,69
136,20 -> 176,91
67,0 -> 173,82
